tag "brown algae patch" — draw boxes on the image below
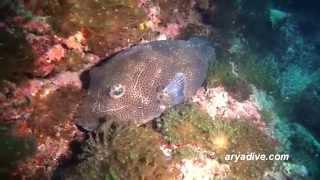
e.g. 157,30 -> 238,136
55,51 -> 87,72
41,0 -> 152,56
28,85 -> 82,137
12,85 -> 84,179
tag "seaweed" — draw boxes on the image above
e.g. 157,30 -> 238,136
63,120 -> 178,180
207,49 -> 279,97
160,104 -> 277,179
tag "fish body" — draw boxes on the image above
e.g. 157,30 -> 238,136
76,38 -> 215,130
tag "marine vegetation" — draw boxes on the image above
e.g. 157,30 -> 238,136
206,59 -> 252,101
35,0 -> 151,56
60,102 -> 277,179
28,85 -> 82,137
160,104 -> 277,179
62,120 -> 178,180
207,48 -> 279,98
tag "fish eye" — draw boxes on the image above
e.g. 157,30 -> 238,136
109,84 -> 125,99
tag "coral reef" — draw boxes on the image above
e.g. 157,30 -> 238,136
0,0 -> 213,178
12,85 -> 84,179
43,0 -> 151,56
192,87 -> 267,131
0,0 -> 319,179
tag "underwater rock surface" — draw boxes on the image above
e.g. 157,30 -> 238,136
76,38 -> 215,130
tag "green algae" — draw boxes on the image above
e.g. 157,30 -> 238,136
64,120 -> 178,180
236,53 -> 279,94
207,50 -> 279,99
0,27 -> 35,83
160,104 -> 277,179
224,121 -> 276,179
207,60 -> 252,101
161,104 -> 239,155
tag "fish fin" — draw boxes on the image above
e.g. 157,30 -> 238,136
159,72 -> 186,106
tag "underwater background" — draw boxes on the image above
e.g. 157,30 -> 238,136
0,0 -> 319,179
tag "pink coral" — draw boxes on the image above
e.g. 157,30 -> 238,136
32,44 -> 66,76
23,19 -> 89,77
159,23 -> 182,38
45,44 -> 66,63
23,20 -> 51,34
20,80 -> 45,97
0,81 -> 33,122
192,86 -> 267,131
50,71 -> 82,88
26,34 -> 55,56
140,1 -> 185,39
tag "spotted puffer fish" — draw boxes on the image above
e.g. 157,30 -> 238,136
76,38 -> 215,130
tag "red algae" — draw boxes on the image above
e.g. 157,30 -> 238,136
28,86 -> 82,137
0,74 -> 84,179
192,87 -> 268,132
13,120 -> 83,179
23,20 -> 88,76
12,86 -> 85,179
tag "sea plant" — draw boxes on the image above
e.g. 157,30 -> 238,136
160,104 -> 277,179
63,120 -> 178,180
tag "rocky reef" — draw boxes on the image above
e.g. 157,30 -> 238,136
0,0 -> 320,179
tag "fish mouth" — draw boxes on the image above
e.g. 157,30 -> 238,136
99,105 -> 127,113
91,100 -> 128,113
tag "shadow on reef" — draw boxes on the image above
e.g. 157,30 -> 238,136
0,27 -> 35,84
0,123 -> 36,179
0,0 -> 20,21
281,0 -> 320,15
292,78 -> 320,140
